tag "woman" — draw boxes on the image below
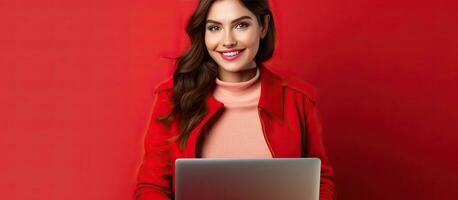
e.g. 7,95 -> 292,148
135,0 -> 336,199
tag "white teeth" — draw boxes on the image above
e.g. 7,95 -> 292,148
222,51 -> 240,56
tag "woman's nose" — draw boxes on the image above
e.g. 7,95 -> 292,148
222,31 -> 237,48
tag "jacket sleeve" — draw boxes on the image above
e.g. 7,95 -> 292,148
135,89 -> 173,200
304,97 -> 337,200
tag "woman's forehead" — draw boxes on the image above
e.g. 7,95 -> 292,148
206,0 -> 256,22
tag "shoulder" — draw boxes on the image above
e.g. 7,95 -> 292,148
149,77 -> 174,117
282,75 -> 319,105
261,66 -> 319,106
151,76 -> 174,102
153,77 -> 174,94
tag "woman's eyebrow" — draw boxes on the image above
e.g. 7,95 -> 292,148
206,16 -> 252,25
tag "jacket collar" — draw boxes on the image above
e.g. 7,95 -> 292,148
184,65 -> 284,157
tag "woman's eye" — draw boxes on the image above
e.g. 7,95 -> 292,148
208,26 -> 220,32
235,22 -> 249,29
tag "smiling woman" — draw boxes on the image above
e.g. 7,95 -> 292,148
135,0 -> 336,200
204,1 -> 270,82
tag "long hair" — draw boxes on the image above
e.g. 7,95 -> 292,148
158,0 -> 276,149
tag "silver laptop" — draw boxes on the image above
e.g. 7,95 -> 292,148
175,158 -> 321,200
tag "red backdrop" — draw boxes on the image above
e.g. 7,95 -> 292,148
1,0 -> 457,199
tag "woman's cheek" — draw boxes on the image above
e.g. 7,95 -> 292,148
243,30 -> 260,47
205,35 -> 218,50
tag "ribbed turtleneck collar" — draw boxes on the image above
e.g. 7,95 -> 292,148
213,68 -> 261,108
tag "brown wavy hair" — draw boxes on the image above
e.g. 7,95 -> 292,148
159,0 -> 276,149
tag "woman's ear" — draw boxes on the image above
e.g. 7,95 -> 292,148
261,14 -> 270,39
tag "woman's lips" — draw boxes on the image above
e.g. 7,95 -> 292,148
219,49 -> 245,61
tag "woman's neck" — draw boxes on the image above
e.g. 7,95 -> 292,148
217,63 -> 258,82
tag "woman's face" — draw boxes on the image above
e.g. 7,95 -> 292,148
205,0 -> 268,81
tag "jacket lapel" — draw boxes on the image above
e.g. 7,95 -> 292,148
258,65 -> 285,120
182,93 -> 224,158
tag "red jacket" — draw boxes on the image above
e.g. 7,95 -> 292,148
135,66 -> 336,200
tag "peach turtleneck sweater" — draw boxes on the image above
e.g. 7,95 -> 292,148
200,68 -> 273,158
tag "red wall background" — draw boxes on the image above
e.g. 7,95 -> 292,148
1,0 -> 457,199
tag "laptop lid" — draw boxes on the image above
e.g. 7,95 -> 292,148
175,158 -> 321,200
